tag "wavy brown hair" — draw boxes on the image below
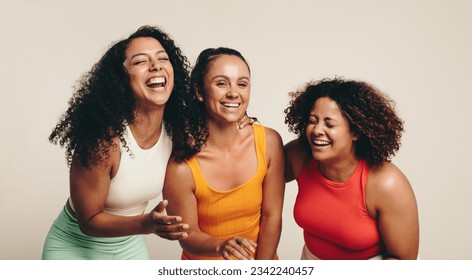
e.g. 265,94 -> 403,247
284,77 -> 404,167
49,25 -> 191,168
172,47 -> 251,161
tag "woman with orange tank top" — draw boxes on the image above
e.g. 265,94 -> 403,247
284,78 -> 419,260
163,47 -> 285,260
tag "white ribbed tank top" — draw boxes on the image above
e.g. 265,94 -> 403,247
69,124 -> 172,216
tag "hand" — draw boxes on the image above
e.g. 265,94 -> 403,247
237,112 -> 258,129
218,236 -> 257,260
147,200 -> 189,240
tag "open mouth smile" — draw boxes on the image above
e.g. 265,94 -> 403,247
221,102 -> 240,108
312,140 -> 331,147
145,76 -> 166,90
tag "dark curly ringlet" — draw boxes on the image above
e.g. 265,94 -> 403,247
173,47 -> 251,161
49,25 -> 191,168
284,77 -> 404,167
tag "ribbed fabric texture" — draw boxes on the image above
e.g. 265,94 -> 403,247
182,124 -> 268,260
69,124 -> 172,216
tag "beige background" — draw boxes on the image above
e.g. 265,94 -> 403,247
1,0 -> 471,260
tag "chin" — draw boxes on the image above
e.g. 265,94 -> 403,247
311,151 -> 327,162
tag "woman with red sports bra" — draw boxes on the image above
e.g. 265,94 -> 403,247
284,77 -> 419,260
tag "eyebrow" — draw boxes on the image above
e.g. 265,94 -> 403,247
309,114 -> 337,122
211,75 -> 250,80
129,50 -> 167,60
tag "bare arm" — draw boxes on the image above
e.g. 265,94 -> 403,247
284,139 -> 310,183
163,157 -> 256,260
255,128 -> 285,259
69,142 -> 187,239
367,163 -> 419,259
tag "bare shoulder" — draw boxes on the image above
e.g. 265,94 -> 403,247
284,138 -> 305,156
263,126 -> 283,147
284,139 -> 310,165
164,155 -> 194,191
367,162 -> 416,215
284,138 -> 310,182
166,156 -> 193,179
369,162 -> 411,193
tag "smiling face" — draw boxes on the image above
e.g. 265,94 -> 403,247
123,37 -> 174,109
199,54 -> 250,125
305,97 -> 358,163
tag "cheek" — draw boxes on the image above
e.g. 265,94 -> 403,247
127,72 -> 141,85
205,86 -> 223,100
305,125 -> 312,138
243,91 -> 250,99
166,64 -> 174,79
241,91 -> 250,105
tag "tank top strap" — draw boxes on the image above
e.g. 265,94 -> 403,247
186,124 -> 268,197
359,160 -> 371,209
186,157 -> 206,197
252,124 -> 267,170
359,160 -> 370,191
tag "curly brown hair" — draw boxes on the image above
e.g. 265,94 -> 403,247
49,25 -> 191,168
284,77 -> 404,167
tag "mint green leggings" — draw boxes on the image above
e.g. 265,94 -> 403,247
42,206 -> 149,260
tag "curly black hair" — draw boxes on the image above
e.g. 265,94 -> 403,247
172,47 -> 251,161
284,77 -> 404,167
49,25 -> 191,168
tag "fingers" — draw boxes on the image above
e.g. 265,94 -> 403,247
156,228 -> 189,241
152,210 -> 182,224
237,112 -> 254,129
221,237 -> 257,260
151,202 -> 189,240
153,219 -> 189,240
238,117 -> 257,129
154,199 -> 168,213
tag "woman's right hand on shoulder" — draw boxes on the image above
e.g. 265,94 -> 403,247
144,200 -> 189,240
218,236 -> 257,260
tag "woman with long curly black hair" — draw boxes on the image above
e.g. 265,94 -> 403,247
284,77 -> 419,260
42,25 -> 193,259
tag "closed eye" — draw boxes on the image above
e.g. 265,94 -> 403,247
308,117 -> 318,124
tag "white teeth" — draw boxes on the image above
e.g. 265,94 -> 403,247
221,102 -> 240,108
313,140 -> 330,146
146,77 -> 166,86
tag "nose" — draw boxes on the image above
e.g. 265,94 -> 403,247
312,123 -> 324,136
226,84 -> 239,98
150,59 -> 163,71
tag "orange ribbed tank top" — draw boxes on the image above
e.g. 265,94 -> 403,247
182,124 -> 268,260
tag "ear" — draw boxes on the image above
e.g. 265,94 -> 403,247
195,87 -> 204,102
352,131 -> 359,141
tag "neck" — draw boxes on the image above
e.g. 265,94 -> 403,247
318,156 -> 359,183
130,106 -> 164,148
205,119 -> 242,151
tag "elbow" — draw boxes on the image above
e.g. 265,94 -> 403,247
384,245 -> 419,260
77,222 -> 95,236
76,215 -> 102,237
